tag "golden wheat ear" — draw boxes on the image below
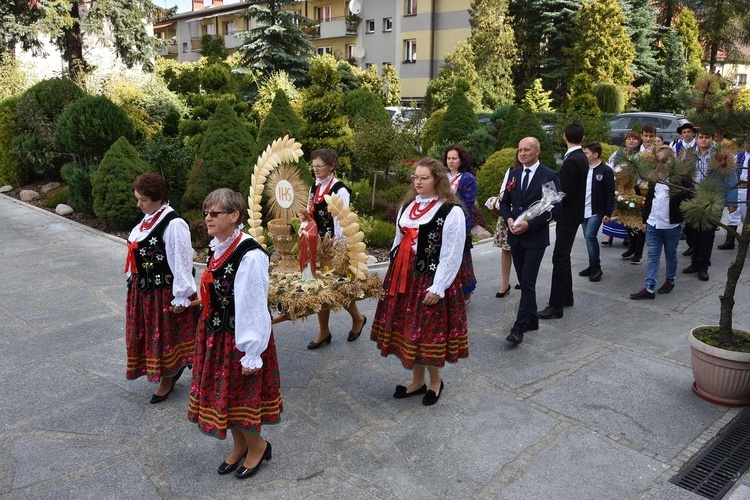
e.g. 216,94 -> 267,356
246,135 -> 304,249
323,193 -> 369,281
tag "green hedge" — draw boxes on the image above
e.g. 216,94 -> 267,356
476,148 -> 517,206
0,96 -> 30,186
360,216 -> 396,249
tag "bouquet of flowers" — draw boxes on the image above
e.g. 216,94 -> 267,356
512,181 -> 565,230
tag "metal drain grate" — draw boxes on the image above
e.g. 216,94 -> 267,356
672,409 -> 750,499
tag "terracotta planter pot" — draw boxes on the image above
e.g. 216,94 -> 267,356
688,327 -> 750,406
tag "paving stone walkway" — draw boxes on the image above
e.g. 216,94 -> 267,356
1,193 -> 749,499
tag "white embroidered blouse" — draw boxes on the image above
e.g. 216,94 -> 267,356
126,205 -> 197,308
210,231 -> 271,370
307,174 -> 350,239
392,195 -> 466,298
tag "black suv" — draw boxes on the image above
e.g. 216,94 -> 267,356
608,112 -> 690,145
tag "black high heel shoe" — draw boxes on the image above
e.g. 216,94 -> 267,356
307,333 -> 332,350
495,285 -> 512,298
600,238 -> 613,246
235,442 -> 272,479
218,452 -> 246,475
347,316 -> 367,342
149,364 -> 190,404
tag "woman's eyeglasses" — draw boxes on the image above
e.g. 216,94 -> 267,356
203,210 -> 229,218
311,164 -> 328,170
410,175 -> 431,182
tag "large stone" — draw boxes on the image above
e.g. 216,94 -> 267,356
41,181 -> 61,193
0,185 -> 12,193
366,255 -> 378,265
471,225 -> 492,239
55,203 -> 74,216
19,189 -> 39,201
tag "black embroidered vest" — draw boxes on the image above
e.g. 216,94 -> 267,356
133,211 -> 180,293
205,238 -> 264,334
392,202 -> 455,276
309,180 -> 351,239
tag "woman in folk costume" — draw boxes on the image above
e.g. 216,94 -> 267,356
188,189 -> 282,480
125,173 -> 198,404
302,148 -> 367,349
445,145 -> 478,302
371,158 -> 469,406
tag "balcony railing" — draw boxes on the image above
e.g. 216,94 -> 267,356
301,15 -> 358,39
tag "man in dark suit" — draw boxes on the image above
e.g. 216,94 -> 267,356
539,121 -> 588,319
500,137 -> 562,344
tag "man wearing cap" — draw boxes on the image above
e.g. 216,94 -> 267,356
671,123 -> 696,158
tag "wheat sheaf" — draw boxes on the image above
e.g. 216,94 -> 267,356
246,135 -> 304,248
324,193 -> 369,281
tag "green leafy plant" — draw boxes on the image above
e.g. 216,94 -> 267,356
359,216 -> 396,249
60,162 -> 97,212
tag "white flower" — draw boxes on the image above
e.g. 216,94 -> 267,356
614,190 -> 619,195
617,195 -> 624,201
629,202 -> 635,208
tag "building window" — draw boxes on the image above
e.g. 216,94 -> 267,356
203,24 -> 215,35
182,42 -> 188,53
317,46 -> 333,56
365,19 -> 375,33
383,17 -> 392,32
346,44 -> 356,59
224,21 -> 236,34
316,5 -> 332,22
403,39 -> 416,63
405,0 -> 417,15
365,63 -> 373,69
736,74 -> 748,87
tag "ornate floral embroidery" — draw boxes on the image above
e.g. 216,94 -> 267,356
506,177 -> 518,192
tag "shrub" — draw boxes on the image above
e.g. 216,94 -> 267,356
157,58 -> 203,95
251,71 -> 300,120
14,78 -> 85,176
200,63 -> 233,94
437,79 -> 480,145
91,137 -> 151,229
496,105 -> 522,150
0,96 -> 32,186
360,216 -> 396,249
0,52 -> 31,101
421,108 -> 446,154
601,143 -> 619,163
344,89 -> 389,126
592,83 -> 624,113
139,134 -> 196,213
42,186 -> 70,208
60,162 -> 97,212
348,177 -> 372,215
182,101 -> 256,210
476,148 -> 517,206
255,90 -> 303,159
53,95 -> 136,165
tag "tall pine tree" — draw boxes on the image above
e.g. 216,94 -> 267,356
238,0 -> 314,83
566,0 -> 634,93
674,7 -> 704,82
618,0 -> 660,85
649,29 -> 690,113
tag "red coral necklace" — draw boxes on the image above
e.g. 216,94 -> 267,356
208,233 -> 243,271
408,199 -> 438,220
139,206 -> 167,232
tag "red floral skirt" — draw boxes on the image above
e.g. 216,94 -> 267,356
459,248 -> 477,295
371,253 -> 468,369
187,321 -> 283,440
125,284 -> 198,382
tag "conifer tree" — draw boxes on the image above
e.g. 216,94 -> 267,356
496,105 -> 522,151
649,29 -> 690,113
91,137 -> 151,229
566,0 -> 634,92
423,42 -> 484,114
674,7 -> 704,82
436,80 -> 481,146
619,0 -> 660,85
182,101 -> 256,210
298,55 -> 352,175
381,64 -> 402,107
255,89 -> 303,158
522,79 -> 554,113
344,89 -> 390,126
238,0 -> 314,83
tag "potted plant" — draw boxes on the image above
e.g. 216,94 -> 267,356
346,13 -> 361,29
299,18 -> 320,37
626,74 -> 750,405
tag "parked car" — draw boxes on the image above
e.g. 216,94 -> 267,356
385,106 -> 425,131
608,112 -> 690,145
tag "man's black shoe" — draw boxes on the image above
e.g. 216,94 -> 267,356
578,266 -> 593,277
698,269 -> 709,281
621,249 -> 634,259
526,320 -> 539,331
538,306 -> 564,319
589,268 -> 603,282
683,247 -> 694,256
683,264 -> 699,274
506,328 -> 524,344
656,281 -> 674,294
630,288 -> 655,300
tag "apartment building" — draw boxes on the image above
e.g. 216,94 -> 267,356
156,0 -> 471,102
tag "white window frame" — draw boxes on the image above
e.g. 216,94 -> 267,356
346,44 -> 356,59
365,19 -> 375,33
224,20 -> 236,34
316,5 -> 332,22
383,17 -> 393,32
404,39 -> 416,63
316,46 -> 333,56
203,24 -> 215,35
405,0 -> 417,15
